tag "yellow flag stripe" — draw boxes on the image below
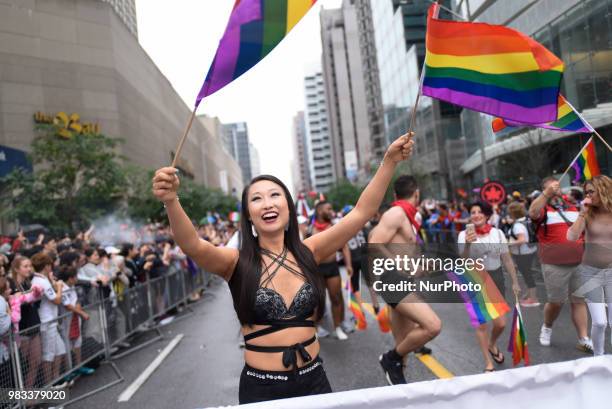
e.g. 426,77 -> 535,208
425,51 -> 563,74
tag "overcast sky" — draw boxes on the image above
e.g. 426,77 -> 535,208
135,0 -> 342,192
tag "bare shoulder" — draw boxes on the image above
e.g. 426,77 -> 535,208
380,206 -> 405,223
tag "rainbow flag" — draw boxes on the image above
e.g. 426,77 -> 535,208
376,305 -> 392,333
492,95 -> 594,134
346,281 -> 367,330
572,138 -> 601,182
423,4 -> 564,124
196,0 -> 317,106
447,268 -> 510,328
507,305 -> 530,366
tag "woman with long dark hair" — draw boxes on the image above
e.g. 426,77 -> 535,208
152,134 -> 414,404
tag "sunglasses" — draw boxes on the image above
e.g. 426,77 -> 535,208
585,189 -> 596,196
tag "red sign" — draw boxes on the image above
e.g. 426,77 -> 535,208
480,181 -> 506,205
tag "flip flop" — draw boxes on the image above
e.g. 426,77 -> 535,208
488,347 -> 504,364
484,368 -> 495,372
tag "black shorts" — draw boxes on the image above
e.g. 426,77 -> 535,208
378,269 -> 414,309
350,260 -> 362,292
239,356 -> 332,404
318,261 -> 340,279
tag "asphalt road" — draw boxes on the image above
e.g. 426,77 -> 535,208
69,269 -> 601,409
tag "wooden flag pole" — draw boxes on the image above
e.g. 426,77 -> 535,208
171,108 -> 198,168
559,135 -> 594,181
408,1 -> 442,135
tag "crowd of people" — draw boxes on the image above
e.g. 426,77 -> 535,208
1,133 -> 608,405
0,216 -> 240,391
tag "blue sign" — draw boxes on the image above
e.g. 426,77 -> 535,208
0,145 -> 32,178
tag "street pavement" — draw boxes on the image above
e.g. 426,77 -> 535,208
70,269 -> 602,409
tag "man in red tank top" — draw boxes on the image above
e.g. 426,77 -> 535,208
528,176 -> 592,353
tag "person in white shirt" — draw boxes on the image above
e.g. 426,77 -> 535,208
58,266 -> 94,375
458,202 -> 520,372
507,202 -> 539,307
30,252 -> 65,384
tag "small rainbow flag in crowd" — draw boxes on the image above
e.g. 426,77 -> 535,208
447,268 -> 510,328
423,4 -> 563,124
507,305 -> 530,366
196,0 -> 317,106
376,305 -> 392,333
346,281 -> 367,330
492,95 -> 594,134
571,138 -> 601,182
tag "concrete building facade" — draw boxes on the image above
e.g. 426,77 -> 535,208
457,0 -> 612,192
0,0 -> 242,193
321,2 -> 375,182
222,122 -> 252,184
291,111 -> 312,195
304,70 -> 336,192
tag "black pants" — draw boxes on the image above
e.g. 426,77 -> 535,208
238,356 -> 332,404
512,252 -> 537,289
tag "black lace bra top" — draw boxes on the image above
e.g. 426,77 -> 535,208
254,282 -> 316,322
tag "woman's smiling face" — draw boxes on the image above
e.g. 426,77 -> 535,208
247,179 -> 289,237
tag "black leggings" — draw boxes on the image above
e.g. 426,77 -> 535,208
512,252 -> 537,289
238,356 -> 332,404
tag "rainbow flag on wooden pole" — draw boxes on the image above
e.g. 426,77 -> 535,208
447,268 -> 510,328
423,3 -> 564,124
559,136 -> 601,182
346,281 -> 367,330
171,0 -> 317,167
507,304 -> 530,366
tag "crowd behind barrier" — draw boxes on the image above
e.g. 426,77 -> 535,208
0,217 -> 229,406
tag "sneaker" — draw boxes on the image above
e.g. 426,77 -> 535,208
520,298 -> 540,308
334,327 -> 348,340
379,351 -> 406,385
415,345 -> 432,355
340,320 -> 355,334
77,366 -> 95,375
317,326 -> 330,339
576,337 -> 594,354
539,325 -> 552,346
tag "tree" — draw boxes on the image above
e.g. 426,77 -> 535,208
1,124 -> 126,233
324,179 -> 363,210
125,165 -> 238,224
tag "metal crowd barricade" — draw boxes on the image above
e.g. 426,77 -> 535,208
2,266 -> 211,406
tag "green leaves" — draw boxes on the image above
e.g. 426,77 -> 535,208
0,124 -> 237,233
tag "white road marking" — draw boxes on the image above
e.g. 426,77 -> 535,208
117,334 -> 184,402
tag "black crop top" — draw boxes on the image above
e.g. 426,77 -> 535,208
229,247 -> 318,372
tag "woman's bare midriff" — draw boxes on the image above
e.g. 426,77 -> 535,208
242,320 -> 319,371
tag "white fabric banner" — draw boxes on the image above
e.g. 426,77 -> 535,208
206,356 -> 612,409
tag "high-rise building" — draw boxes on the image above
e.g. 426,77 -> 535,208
249,142 -> 261,178
457,0 -> 611,191
222,123 -> 253,183
101,0 -> 138,37
321,1 -> 378,182
304,70 -> 337,192
291,111 -> 312,195
370,0 -> 462,198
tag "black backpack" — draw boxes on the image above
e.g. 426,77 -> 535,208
510,219 -> 538,244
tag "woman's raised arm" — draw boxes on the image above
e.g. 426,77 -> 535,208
305,133 -> 415,263
153,167 -> 238,279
